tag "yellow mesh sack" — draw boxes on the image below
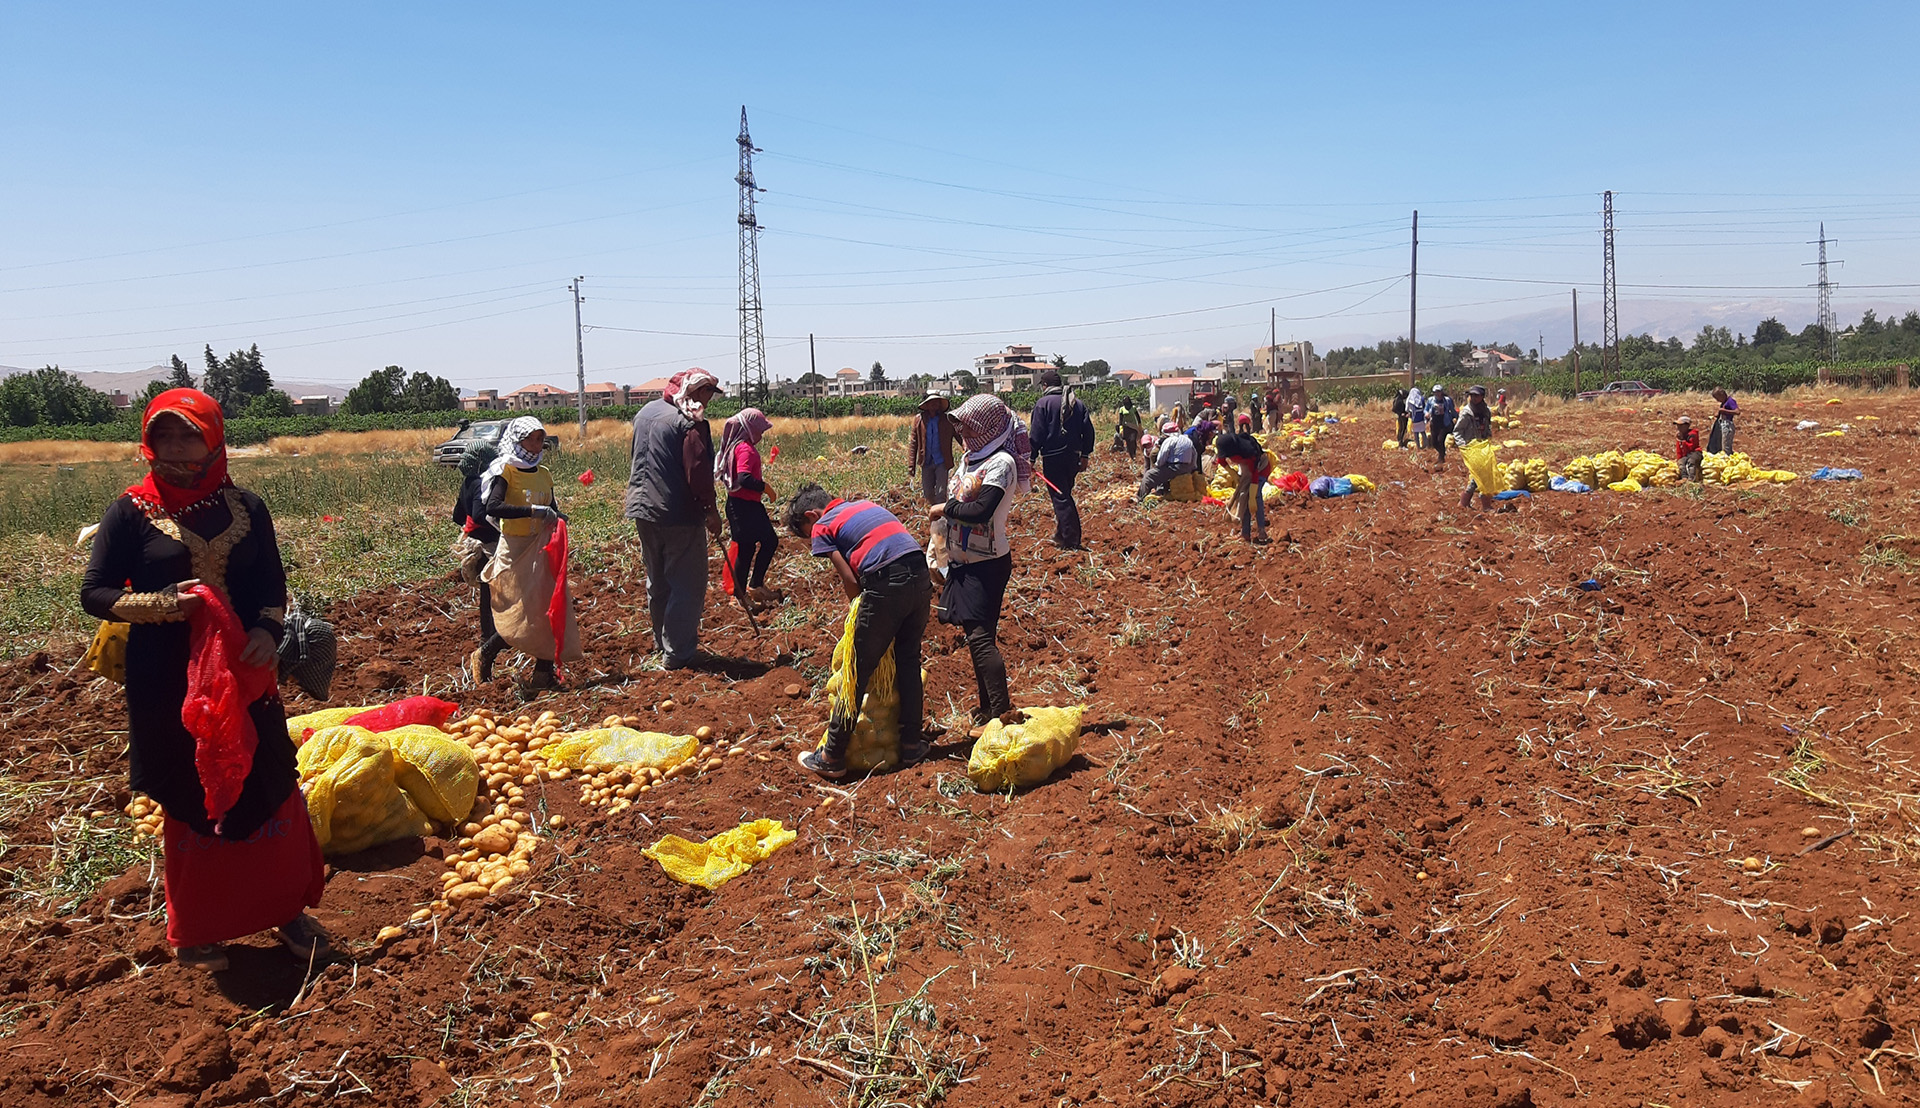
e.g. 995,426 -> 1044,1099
543,727 -> 698,771
1461,439 -> 1501,495
1164,471 -> 1204,502
818,597 -> 921,772
381,725 -> 480,825
298,727 -> 431,856
967,706 -> 1086,792
287,706 -> 375,745
83,622 -> 128,685
1343,474 -> 1376,492
643,819 -> 797,890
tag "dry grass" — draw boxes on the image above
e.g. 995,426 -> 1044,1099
267,428 -> 451,455
0,441 -> 140,465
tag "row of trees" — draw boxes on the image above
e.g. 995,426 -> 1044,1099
0,344 -> 462,429
1324,310 -> 1920,380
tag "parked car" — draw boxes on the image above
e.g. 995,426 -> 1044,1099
1576,380 -> 1665,401
431,419 -> 562,467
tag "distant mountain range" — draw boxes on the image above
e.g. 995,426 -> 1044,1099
0,365 -> 350,401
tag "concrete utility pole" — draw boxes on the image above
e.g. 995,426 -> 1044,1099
1407,210 -> 1418,387
1571,288 -> 1581,394
571,277 -> 587,440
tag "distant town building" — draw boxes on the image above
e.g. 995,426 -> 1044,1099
1463,347 -> 1523,376
1204,358 -> 1256,378
293,395 -> 333,416
1111,369 -> 1150,383
108,390 -> 133,410
629,377 -> 671,403
1254,341 -> 1320,379
973,344 -> 1056,392
462,389 -> 505,412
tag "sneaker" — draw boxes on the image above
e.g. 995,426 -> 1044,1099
523,666 -> 560,692
465,649 -> 489,684
897,734 -> 932,766
748,585 -> 785,606
797,748 -> 850,781
176,945 -> 228,972
277,914 -> 331,962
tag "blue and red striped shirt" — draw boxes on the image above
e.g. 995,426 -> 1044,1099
811,498 -> 921,575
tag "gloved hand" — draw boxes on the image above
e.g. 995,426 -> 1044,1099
532,505 -> 560,522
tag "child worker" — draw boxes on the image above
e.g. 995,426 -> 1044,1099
784,484 -> 931,780
478,417 -> 582,692
715,407 -> 782,612
1675,415 -> 1703,482
1214,423 -> 1273,543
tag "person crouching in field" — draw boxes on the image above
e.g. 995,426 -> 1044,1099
1137,420 -> 1198,500
1676,415 -> 1703,482
479,417 -> 582,691
1214,429 -> 1273,543
785,485 -> 932,780
81,388 -> 328,972
933,395 -> 1029,731
716,407 -> 782,612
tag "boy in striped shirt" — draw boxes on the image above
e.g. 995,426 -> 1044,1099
783,484 -> 932,780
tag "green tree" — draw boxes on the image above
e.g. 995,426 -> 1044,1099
869,361 -> 885,383
952,369 -> 979,395
1753,317 -> 1790,346
0,366 -> 114,427
1077,358 -> 1111,379
136,378 -> 172,408
200,344 -> 273,414
342,365 -> 407,415
797,370 -> 825,385
400,370 -> 459,412
167,354 -> 194,389
243,390 -> 295,419
1050,354 -> 1068,370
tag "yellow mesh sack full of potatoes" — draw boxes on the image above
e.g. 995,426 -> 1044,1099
643,818 -> 797,890
1461,439 -> 1501,495
967,706 -> 1086,792
380,725 -> 480,825
818,596 -> 928,772
298,726 -> 431,856
543,727 -> 698,772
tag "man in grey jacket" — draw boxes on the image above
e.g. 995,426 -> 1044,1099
624,369 -> 723,669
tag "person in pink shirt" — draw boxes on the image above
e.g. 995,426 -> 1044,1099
714,408 -> 780,610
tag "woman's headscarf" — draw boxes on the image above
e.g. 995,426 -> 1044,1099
127,388 -> 231,519
664,368 -> 721,420
479,416 -> 548,510
715,407 -> 773,490
952,394 -> 1032,495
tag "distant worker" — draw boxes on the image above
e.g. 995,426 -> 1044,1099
908,392 -> 957,506
716,407 -> 782,612
1028,369 -> 1095,550
933,395 -> 1030,730
1116,399 -> 1142,459
1455,385 -> 1495,510
1138,421 -> 1200,501
1220,392 -> 1238,430
1675,415 -> 1703,482
1249,392 -> 1264,433
1391,387 -> 1410,448
1264,386 -> 1282,428
1406,383 -> 1427,448
1426,386 -> 1455,468
1495,388 -> 1509,417
625,368 -> 722,670
1710,388 -> 1739,454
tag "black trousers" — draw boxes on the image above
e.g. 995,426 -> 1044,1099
822,554 -> 931,758
725,496 -> 778,590
1040,452 -> 1082,549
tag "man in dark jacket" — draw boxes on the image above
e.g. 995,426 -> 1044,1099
908,392 -> 957,505
624,369 -> 722,669
1391,388 -> 1409,447
1028,369 -> 1095,549
1456,384 -> 1495,509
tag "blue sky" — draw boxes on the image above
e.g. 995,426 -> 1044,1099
3,2 -> 1917,388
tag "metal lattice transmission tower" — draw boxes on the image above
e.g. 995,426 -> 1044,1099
1601,190 -> 1620,376
736,107 -> 768,402
1811,223 -> 1840,365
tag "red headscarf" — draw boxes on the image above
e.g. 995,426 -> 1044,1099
128,388 -> 232,518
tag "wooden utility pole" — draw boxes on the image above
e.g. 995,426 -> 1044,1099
809,333 -> 818,423
570,277 -> 587,440
1407,210 -> 1418,387
1571,288 -> 1581,394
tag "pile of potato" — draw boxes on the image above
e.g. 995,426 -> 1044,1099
123,795 -> 165,839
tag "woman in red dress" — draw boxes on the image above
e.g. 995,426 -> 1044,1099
81,389 -> 327,971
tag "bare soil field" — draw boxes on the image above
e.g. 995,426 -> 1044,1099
1,393 -> 1917,1107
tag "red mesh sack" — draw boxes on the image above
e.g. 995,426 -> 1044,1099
545,518 -> 570,674
343,695 -> 460,734
1277,471 -> 1310,494
181,584 -> 275,830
